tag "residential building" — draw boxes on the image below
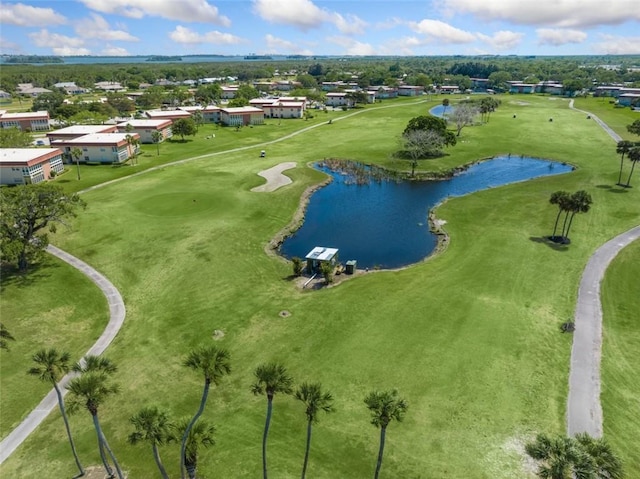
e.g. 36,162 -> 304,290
220,107 -> 264,126
0,110 -> 50,131
116,119 -> 173,143
53,82 -> 88,95
16,83 -> 52,97
249,98 -> 306,118
47,124 -> 118,142
0,148 -> 64,185
0,91 -> 11,99
618,93 -> 640,107
275,80 -> 302,91
51,133 -> 140,164
437,85 -> 459,94
325,92 -> 352,107
221,86 -> 239,99
94,81 -> 125,92
367,86 -> 398,99
145,109 -> 192,121
470,78 -> 489,91
398,85 -> 425,96
509,83 -> 536,94
179,105 -> 221,123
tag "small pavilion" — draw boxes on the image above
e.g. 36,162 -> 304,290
304,247 -> 339,273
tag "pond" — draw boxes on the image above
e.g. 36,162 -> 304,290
429,104 -> 453,117
279,156 -> 573,270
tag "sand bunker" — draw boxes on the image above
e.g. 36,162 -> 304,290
251,162 -> 297,192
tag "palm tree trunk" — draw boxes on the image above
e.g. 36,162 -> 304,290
564,213 -> 576,241
92,413 -> 114,478
374,426 -> 386,479
262,395 -> 273,479
626,161 -> 637,187
301,420 -> 312,479
551,208 -> 563,238
181,379 -> 210,479
54,384 -> 84,477
618,155 -> 625,185
560,211 -> 571,240
152,443 -> 170,479
100,432 -> 124,479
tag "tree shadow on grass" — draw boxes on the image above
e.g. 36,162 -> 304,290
0,260 -> 58,292
529,236 -> 570,252
595,184 -> 612,189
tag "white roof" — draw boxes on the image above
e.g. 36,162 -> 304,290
305,247 -> 339,261
48,125 -> 115,135
0,110 -> 49,119
53,133 -> 136,144
117,119 -> 171,128
0,148 -> 61,163
221,106 -> 263,114
146,110 -> 192,118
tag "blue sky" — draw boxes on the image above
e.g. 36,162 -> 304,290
1,0 -> 639,57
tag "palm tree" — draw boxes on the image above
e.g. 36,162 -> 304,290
0,323 -> 15,350
525,433 -> 594,479
563,190 -> 592,242
442,98 -> 450,117
71,147 -> 83,180
574,433 -> 623,479
625,146 -> 640,187
192,110 -> 203,131
180,346 -> 231,479
28,349 -> 85,477
294,382 -> 334,479
151,130 -> 163,156
68,356 -> 122,479
251,362 -> 294,479
615,140 -> 634,185
549,191 -> 571,241
128,406 -> 174,479
364,389 -> 408,479
176,417 -> 215,479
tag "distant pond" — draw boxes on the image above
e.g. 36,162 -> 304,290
279,156 -> 573,270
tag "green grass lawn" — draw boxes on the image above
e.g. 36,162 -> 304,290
1,94 -> 638,478
601,239 -> 640,474
573,96 -> 640,141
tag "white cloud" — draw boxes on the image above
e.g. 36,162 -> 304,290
441,0 -> 640,28
375,17 -> 404,30
409,19 -> 476,44
29,29 -> 87,51
80,0 -> 230,26
330,12 -> 367,35
253,0 -> 326,30
77,14 -> 139,42
101,45 -> 131,56
536,28 -> 587,46
253,0 -> 366,34
0,3 -> 66,27
592,34 -> 640,55
477,30 -> 524,50
326,36 -> 376,56
169,25 -> 244,45
264,34 -> 313,55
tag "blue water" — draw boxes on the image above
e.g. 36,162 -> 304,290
429,104 -> 454,117
0,55 -> 304,65
280,156 -> 573,269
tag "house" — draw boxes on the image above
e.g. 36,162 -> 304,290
304,246 -> 339,273
117,119 -> 173,143
470,78 -> 489,91
94,81 -> 125,92
509,83 -> 536,94
0,90 -> 11,99
145,109 -> 192,121
437,85 -> 459,94
249,98 -> 306,119
618,93 -> 640,107
367,86 -> 398,99
16,83 -> 53,97
398,85 -> 425,96
0,110 -> 50,131
594,86 -> 624,97
536,82 -> 564,95
47,124 -> 118,142
275,80 -> 301,91
325,92 -> 352,107
50,133 -> 140,164
221,86 -> 238,99
178,105 -> 221,123
54,82 -> 88,95
0,148 -> 65,185
220,107 -> 264,126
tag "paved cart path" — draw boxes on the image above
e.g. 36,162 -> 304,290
567,226 -> 640,437
0,245 -> 126,464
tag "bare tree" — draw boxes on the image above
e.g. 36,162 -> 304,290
449,102 -> 479,136
402,129 -> 447,175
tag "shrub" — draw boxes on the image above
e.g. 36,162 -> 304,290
292,257 -> 304,276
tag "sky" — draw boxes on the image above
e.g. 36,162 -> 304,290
0,0 -> 639,57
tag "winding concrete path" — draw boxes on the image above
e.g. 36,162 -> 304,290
0,245 -> 126,464
567,226 -> 640,437
568,99 -> 622,143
